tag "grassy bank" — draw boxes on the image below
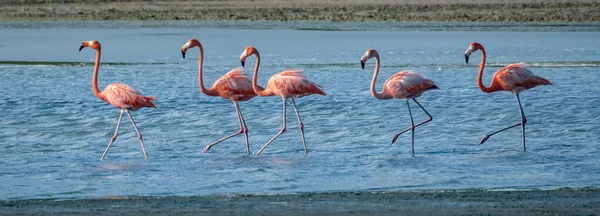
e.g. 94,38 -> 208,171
1,0 -> 599,22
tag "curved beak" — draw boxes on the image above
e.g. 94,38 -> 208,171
465,54 -> 469,64
181,50 -> 186,59
361,61 -> 365,69
79,45 -> 84,52
241,60 -> 245,67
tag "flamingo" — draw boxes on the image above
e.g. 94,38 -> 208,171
181,38 -> 261,154
464,42 -> 552,151
79,40 -> 156,160
239,46 -> 326,155
360,49 -> 438,156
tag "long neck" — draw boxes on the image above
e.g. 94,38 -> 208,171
197,44 -> 217,96
92,48 -> 103,100
476,47 -> 496,93
370,54 -> 387,99
251,52 -> 269,96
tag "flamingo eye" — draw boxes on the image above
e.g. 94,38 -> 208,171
89,40 -> 95,46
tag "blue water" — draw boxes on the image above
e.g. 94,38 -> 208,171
1,22 -> 600,200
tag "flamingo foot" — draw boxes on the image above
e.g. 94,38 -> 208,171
202,145 -> 212,153
390,134 -> 400,145
479,135 -> 490,145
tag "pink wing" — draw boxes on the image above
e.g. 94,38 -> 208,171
101,83 -> 156,110
495,63 -> 551,92
210,67 -> 256,101
383,70 -> 437,99
266,69 -> 326,98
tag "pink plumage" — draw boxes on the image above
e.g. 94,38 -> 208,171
465,42 -> 552,151
101,83 -> 156,111
361,49 -> 438,156
240,46 -> 325,155
210,67 -> 257,101
182,38 -> 262,154
79,40 -> 153,160
382,70 -> 438,99
263,69 -> 326,98
493,63 -> 552,93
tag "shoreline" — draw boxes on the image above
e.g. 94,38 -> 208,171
2,20 -> 600,32
1,1 -> 599,22
1,187 -> 599,215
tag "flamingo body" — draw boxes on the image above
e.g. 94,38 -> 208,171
262,70 -> 326,98
101,83 -> 156,111
381,70 -> 438,99
489,63 -> 551,94
209,67 -> 257,101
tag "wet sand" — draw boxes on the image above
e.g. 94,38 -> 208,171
1,188 -> 599,215
1,0 -> 599,22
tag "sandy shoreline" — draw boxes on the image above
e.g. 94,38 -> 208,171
1,0 -> 600,22
1,188 -> 599,215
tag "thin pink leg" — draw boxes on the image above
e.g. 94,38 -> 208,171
479,93 -> 527,151
391,98 -> 433,147
255,98 -> 287,155
291,98 -> 308,155
237,102 -> 251,154
202,101 -> 250,154
125,110 -> 148,160
101,109 -> 124,160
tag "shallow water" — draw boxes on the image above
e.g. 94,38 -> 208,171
1,23 -> 599,200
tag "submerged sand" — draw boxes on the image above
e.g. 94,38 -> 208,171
1,188 -> 599,215
1,0 -> 600,22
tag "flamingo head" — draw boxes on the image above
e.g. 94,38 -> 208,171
240,46 -> 257,67
79,40 -> 100,51
465,42 -> 483,64
181,38 -> 200,59
360,49 -> 379,69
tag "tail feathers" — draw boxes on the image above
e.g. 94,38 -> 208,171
141,96 -> 157,108
539,77 -> 552,85
429,84 -> 440,90
311,84 -> 326,96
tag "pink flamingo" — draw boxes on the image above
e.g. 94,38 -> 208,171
239,46 -> 326,155
465,42 -> 552,151
79,40 -> 156,160
181,38 -> 261,154
360,49 -> 438,156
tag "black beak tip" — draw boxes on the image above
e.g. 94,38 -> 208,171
181,50 -> 186,59
241,61 -> 245,67
360,61 -> 365,69
79,46 -> 84,52
465,54 -> 469,64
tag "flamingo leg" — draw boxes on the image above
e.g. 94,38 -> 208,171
479,93 -> 528,151
237,102 -> 251,154
125,110 -> 148,160
255,98 -> 287,155
291,98 -> 308,155
405,100 -> 416,156
101,109 -> 124,160
391,99 -> 433,146
202,101 -> 250,154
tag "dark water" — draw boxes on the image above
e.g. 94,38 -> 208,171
1,22 -> 599,200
